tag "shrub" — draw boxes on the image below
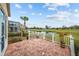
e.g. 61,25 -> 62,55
59,32 -> 65,48
23,32 -> 28,37
8,32 -> 28,37
8,32 -> 21,37
8,32 -> 28,43
8,37 -> 22,44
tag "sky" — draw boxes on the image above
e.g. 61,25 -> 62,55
9,3 -> 79,28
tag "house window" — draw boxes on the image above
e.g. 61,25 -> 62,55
15,27 -> 18,32
0,8 -> 6,52
10,27 -> 13,32
1,23 -> 4,52
10,24 -> 14,26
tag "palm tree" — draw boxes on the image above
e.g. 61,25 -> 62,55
20,16 -> 29,40
20,16 -> 29,27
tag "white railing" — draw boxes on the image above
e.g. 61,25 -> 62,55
28,30 -> 75,56
69,35 -> 75,56
64,34 -> 75,56
64,35 -> 70,46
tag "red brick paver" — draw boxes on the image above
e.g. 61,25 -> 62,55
5,39 -> 70,56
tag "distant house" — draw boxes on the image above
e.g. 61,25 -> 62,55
0,3 -> 10,55
8,21 -> 21,32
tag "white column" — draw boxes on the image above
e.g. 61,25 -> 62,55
52,33 -> 55,42
69,34 -> 75,56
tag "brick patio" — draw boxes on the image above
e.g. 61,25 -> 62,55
5,39 -> 70,56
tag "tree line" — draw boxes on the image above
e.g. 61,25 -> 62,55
28,25 -> 79,29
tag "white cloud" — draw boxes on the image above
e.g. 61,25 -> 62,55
28,4 -> 32,9
48,7 -> 57,10
31,13 -> 35,15
44,3 -> 70,7
46,11 -> 71,21
31,12 -> 42,16
74,9 -> 79,12
43,3 -> 70,11
56,3 -> 70,7
74,12 -> 79,18
43,3 -> 57,11
15,4 -> 21,9
18,11 -> 27,14
27,23 -> 45,28
39,13 -> 42,16
46,10 -> 79,26
43,3 -> 50,8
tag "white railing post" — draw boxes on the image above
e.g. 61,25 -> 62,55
37,32 -> 39,39
28,30 -> 30,40
43,32 -> 46,40
52,33 -> 55,42
69,34 -> 75,56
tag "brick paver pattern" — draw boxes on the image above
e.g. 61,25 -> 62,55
5,39 -> 70,56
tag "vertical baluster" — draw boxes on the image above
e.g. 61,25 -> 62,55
67,36 -> 68,46
43,32 -> 45,40
68,36 -> 69,46
28,30 -> 30,40
69,34 -> 75,56
64,35 -> 65,45
52,33 -> 55,42
66,36 -> 67,46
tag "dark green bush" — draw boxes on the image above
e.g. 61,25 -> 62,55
8,32 -> 28,37
8,37 -> 22,43
8,32 -> 21,37
74,44 -> 79,56
8,32 -> 28,43
23,32 -> 28,37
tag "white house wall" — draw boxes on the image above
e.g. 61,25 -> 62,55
0,3 -> 10,56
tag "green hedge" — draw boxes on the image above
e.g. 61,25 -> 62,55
8,32 -> 21,37
23,32 -> 28,37
8,37 -> 22,44
8,32 -> 28,37
8,32 -> 28,44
